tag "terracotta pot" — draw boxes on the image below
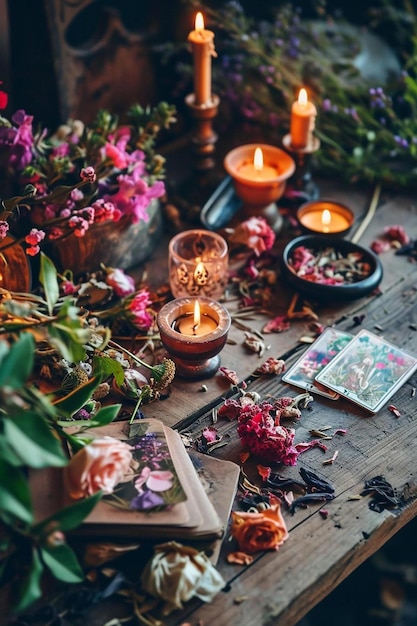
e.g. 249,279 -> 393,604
0,236 -> 32,292
45,199 -> 162,276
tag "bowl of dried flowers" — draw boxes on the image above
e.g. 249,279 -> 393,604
281,235 -> 383,300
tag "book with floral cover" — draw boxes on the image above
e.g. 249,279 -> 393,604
31,419 -> 239,546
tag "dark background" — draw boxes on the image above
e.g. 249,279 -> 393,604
3,0 -> 412,129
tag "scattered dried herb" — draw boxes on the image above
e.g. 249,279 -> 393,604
361,475 -> 402,512
299,468 -> 335,494
289,492 -> 335,515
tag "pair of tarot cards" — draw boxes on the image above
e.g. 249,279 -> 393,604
282,327 -> 417,413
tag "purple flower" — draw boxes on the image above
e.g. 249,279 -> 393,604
130,489 -> 165,511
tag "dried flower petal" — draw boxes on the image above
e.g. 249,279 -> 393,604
244,331 -> 265,356
257,465 -> 271,482
389,404 -> 401,417
219,366 -> 240,386
384,224 -> 410,245
263,315 -> 291,334
254,357 -> 285,376
226,551 -> 254,565
323,450 -> 339,465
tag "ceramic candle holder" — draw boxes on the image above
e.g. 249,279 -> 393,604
169,229 -> 229,299
157,296 -> 231,379
297,199 -> 354,236
224,143 -> 295,231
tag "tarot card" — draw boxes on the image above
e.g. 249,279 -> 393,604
282,327 -> 353,399
315,329 -> 417,413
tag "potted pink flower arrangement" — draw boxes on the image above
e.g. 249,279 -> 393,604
0,88 -> 176,289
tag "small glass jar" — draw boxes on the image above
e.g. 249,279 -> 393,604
168,229 -> 229,300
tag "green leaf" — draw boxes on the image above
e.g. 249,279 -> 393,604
4,412 -> 67,469
48,326 -> 87,363
39,253 -> 60,315
88,404 -> 121,427
0,432 -> 23,466
0,461 -> 33,524
41,543 -> 83,583
34,491 -> 102,533
14,547 -> 44,612
129,422 -> 150,438
93,355 -> 125,386
0,333 -> 34,388
53,376 -> 102,417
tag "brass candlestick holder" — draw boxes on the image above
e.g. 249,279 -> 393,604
282,134 -> 321,208
185,93 -> 220,172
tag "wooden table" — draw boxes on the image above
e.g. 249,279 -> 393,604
138,177 -> 417,626
8,172 -> 417,626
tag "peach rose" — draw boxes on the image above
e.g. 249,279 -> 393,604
230,502 -> 289,554
64,437 -> 134,499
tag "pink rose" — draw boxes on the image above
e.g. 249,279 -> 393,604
64,437 -> 134,499
105,267 -> 136,297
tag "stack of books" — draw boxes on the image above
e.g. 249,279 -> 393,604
32,419 -> 240,560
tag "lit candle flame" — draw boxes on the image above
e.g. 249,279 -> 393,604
298,88 -> 308,106
322,209 -> 331,233
193,299 -> 201,332
195,11 -> 204,31
254,147 -> 264,172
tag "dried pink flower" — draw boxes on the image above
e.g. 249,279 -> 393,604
384,225 -> 410,245
219,366 -> 240,386
254,357 -> 286,375
263,315 -> 291,334
228,216 -> 275,256
371,238 -> 391,255
104,266 -> 136,297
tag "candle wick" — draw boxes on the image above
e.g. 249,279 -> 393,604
192,322 -> 200,335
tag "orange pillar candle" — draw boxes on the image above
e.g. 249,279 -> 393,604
290,88 -> 317,149
187,12 -> 217,106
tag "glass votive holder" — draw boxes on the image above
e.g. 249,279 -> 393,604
168,229 -> 229,299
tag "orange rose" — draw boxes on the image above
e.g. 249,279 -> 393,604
230,502 -> 289,554
64,436 -> 134,499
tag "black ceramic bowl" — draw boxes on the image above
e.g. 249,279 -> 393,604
281,235 -> 383,301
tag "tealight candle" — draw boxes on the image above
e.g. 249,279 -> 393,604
290,88 -> 317,150
175,300 -> 218,336
297,200 -> 354,236
187,12 -> 217,106
157,296 -> 231,379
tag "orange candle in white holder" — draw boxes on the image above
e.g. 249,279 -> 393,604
290,88 -> 317,149
188,12 -> 217,106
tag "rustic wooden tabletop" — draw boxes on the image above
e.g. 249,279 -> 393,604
6,164 -> 417,626
56,172 -> 417,626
